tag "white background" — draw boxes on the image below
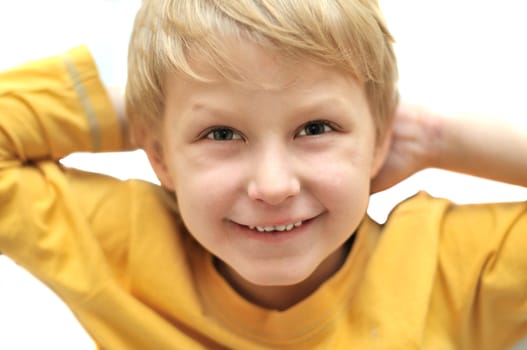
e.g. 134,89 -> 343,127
1,1 -> 526,349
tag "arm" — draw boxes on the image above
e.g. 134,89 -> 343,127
0,46 -> 124,165
371,103 -> 527,192
431,111 -> 527,188
0,47 -> 127,294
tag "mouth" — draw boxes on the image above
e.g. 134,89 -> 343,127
228,215 -> 321,243
248,220 -> 303,233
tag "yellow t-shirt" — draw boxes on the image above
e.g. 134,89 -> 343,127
0,47 -> 526,350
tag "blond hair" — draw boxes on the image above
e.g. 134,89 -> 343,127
126,0 -> 398,140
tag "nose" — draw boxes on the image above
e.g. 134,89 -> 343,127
247,147 -> 301,205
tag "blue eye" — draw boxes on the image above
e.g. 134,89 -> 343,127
206,127 -> 242,141
297,121 -> 332,136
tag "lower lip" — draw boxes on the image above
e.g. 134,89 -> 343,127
230,219 -> 314,243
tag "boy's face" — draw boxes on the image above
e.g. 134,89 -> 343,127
146,41 -> 389,290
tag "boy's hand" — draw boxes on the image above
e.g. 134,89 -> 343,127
370,103 -> 439,193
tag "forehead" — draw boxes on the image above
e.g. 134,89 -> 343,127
181,38 -> 360,93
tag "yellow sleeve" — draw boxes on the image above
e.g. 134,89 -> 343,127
0,45 -> 123,165
0,47 -> 128,301
439,201 -> 527,349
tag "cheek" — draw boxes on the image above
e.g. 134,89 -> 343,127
315,164 -> 371,202
170,155 -> 245,223
308,139 -> 375,181
305,145 -> 374,209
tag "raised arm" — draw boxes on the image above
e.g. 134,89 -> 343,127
0,46 -> 129,286
0,46 -> 125,167
431,110 -> 527,188
371,103 -> 527,193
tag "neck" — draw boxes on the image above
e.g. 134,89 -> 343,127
215,240 -> 353,311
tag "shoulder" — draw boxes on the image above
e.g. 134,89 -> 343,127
391,191 -> 527,297
389,191 -> 526,236
392,195 -> 527,347
385,191 -> 527,272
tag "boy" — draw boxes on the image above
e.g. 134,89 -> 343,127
1,1 -> 526,349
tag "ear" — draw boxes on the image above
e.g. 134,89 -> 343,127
370,127 -> 393,179
139,125 -> 176,191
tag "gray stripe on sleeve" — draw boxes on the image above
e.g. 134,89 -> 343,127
61,53 -> 102,152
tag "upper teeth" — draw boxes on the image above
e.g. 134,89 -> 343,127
249,221 -> 302,232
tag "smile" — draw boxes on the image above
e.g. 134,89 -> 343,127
248,221 -> 303,233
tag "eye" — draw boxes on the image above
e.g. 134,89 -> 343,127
297,121 -> 333,137
205,127 -> 242,141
